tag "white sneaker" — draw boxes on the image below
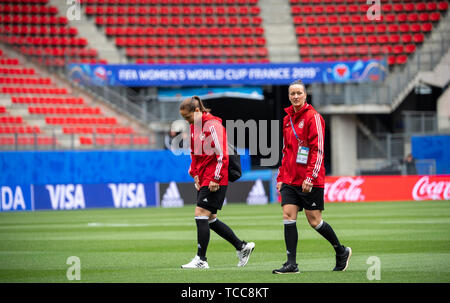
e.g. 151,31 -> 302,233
237,242 -> 255,267
181,255 -> 209,269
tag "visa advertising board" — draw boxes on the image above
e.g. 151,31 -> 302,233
0,183 -> 157,212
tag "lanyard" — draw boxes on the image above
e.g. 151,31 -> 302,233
289,116 -> 300,142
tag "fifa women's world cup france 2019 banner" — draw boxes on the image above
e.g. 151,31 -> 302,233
67,60 -> 387,87
324,175 -> 450,203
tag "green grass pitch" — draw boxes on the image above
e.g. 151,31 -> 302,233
0,200 -> 449,283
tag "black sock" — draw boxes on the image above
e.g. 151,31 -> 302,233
315,221 -> 345,255
209,218 -> 244,250
195,217 -> 210,261
284,220 -> 298,264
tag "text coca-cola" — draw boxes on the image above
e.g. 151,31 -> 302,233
412,176 -> 450,201
324,177 -> 365,202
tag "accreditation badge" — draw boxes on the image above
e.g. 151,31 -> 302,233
296,146 -> 309,164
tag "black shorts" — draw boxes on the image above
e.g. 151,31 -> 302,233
280,183 -> 324,212
196,185 -> 227,214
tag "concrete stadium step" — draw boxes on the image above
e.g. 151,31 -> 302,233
259,0 -> 299,62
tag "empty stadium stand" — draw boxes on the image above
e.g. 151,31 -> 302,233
0,0 -> 107,67
290,0 -> 449,65
3,0 -> 445,66
0,95 -> 55,147
81,0 -> 269,63
0,48 -> 153,149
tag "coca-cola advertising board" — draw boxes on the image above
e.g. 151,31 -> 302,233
324,175 -> 450,202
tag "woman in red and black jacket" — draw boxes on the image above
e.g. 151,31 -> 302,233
179,96 -> 255,269
273,80 -> 352,274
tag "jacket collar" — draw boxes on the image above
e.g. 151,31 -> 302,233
284,103 -> 310,117
202,112 -> 222,124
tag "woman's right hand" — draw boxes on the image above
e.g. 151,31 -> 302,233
194,175 -> 200,191
276,182 -> 283,192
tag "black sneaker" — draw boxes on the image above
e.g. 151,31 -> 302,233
333,246 -> 352,271
272,262 -> 299,274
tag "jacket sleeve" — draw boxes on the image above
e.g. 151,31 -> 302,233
305,113 -> 325,184
188,125 -> 198,178
188,151 -> 198,178
207,120 -> 227,182
276,136 -> 287,183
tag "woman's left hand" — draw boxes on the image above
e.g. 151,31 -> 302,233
208,181 -> 220,192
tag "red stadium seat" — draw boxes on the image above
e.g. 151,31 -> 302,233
309,36 -> 320,46
383,4 -> 392,13
399,24 -> 409,33
383,14 -> 396,23
341,26 -> 352,35
438,1 -> 449,11
355,35 -> 366,44
421,23 -> 433,32
430,12 -> 441,22
401,34 -> 412,43
320,36 -> 331,45
415,3 -> 426,11
367,35 -> 377,44
396,55 -> 408,65
307,26 -> 318,35
393,3 -> 404,12
325,5 -> 335,14
410,24 -> 421,33
404,3 -> 415,12
297,36 -> 308,45
405,44 -> 416,54
378,35 -> 389,44
296,26 -> 306,35
328,15 -> 338,24
343,36 -> 354,44
397,14 -> 408,22
413,33 -> 424,43
324,25 -> 337,35
332,36 -> 343,45
387,56 -> 396,65
426,3 -> 438,11
376,24 -> 387,34
339,15 -> 350,23
393,45 -> 403,54
387,24 -> 398,33
389,35 -> 400,44
370,45 -> 381,55
353,25 -> 363,34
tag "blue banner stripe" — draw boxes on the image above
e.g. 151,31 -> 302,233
68,60 -> 387,87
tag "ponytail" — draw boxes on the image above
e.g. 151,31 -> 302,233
180,95 -> 210,113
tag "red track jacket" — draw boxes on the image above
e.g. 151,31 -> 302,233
189,112 -> 229,187
277,103 -> 325,188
